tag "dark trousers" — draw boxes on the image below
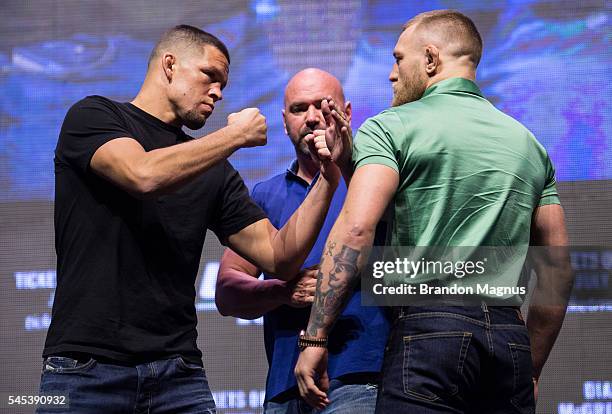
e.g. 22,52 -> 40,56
375,305 -> 535,414
36,355 -> 216,413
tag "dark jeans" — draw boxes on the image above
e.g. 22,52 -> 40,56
375,305 -> 535,414
264,380 -> 378,414
36,355 -> 216,413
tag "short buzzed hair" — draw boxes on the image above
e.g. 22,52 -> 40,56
148,24 -> 230,68
404,10 -> 483,67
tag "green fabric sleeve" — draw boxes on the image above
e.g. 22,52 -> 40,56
352,111 -> 401,173
539,156 -> 560,206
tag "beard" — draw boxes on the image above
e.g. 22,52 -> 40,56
290,128 -> 314,158
296,140 -> 310,157
181,108 -> 207,130
392,69 -> 428,107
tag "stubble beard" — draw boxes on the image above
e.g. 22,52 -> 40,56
181,108 -> 207,130
295,137 -> 311,158
292,129 -> 313,158
392,71 -> 428,107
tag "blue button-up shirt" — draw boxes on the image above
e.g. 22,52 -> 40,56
251,160 -> 391,401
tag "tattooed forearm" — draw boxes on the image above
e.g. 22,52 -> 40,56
306,245 -> 361,337
307,270 -> 326,337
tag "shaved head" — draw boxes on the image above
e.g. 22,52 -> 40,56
282,68 -> 350,158
403,10 -> 482,67
284,68 -> 345,108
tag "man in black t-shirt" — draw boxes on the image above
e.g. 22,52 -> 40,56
37,25 -> 344,414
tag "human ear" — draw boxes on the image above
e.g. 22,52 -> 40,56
163,54 -> 176,82
282,109 -> 288,135
424,45 -> 439,75
344,101 -> 352,123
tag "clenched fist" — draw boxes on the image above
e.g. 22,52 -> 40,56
227,108 -> 267,148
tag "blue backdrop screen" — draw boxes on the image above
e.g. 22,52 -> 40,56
0,0 -> 610,201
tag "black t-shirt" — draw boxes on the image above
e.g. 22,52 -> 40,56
44,95 -> 266,365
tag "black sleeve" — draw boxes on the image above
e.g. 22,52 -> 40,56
55,96 -> 135,174
210,161 -> 268,243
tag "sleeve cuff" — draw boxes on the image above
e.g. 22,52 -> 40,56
538,194 -> 561,206
354,155 -> 399,173
215,212 -> 268,244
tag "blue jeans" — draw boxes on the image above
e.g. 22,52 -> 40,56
264,380 -> 378,414
36,355 -> 216,413
375,305 -> 535,414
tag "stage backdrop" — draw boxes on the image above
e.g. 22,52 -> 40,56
1,1 -> 610,413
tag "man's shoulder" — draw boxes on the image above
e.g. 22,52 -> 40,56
250,171 -> 294,213
496,108 -> 538,138
72,94 -> 118,108
252,171 -> 289,196
66,95 -> 126,119
364,107 -> 400,124
483,105 -> 547,153
361,103 -> 427,132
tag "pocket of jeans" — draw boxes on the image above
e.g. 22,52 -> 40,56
508,343 -> 535,413
176,356 -> 204,372
43,356 -> 96,374
403,331 -> 472,402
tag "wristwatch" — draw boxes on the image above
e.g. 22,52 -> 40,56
298,330 -> 328,351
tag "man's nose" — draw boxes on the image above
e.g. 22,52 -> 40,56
305,105 -> 322,128
209,84 -> 223,102
389,64 -> 398,82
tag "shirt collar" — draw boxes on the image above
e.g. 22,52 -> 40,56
286,159 -> 300,176
421,77 -> 484,100
285,159 -> 319,188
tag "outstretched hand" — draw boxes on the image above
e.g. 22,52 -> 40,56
323,96 -> 352,171
303,96 -> 352,183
